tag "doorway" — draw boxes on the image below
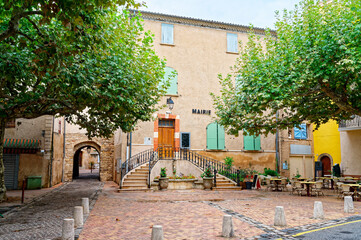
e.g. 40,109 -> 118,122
321,156 -> 332,176
158,119 -> 175,158
73,146 -> 100,180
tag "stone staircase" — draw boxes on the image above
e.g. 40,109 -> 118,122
213,174 -> 242,191
119,163 -> 149,191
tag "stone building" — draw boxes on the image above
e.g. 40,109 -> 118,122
3,116 -> 64,189
4,12 -> 318,189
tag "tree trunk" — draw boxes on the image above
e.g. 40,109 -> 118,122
0,118 -> 6,202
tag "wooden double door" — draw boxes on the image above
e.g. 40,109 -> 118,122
158,119 -> 175,158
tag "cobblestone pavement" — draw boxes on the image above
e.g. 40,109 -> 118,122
79,183 -> 361,240
0,179 -> 103,240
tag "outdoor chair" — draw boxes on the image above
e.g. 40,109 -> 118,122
294,182 -> 305,196
311,182 -> 324,197
278,179 -> 287,191
341,184 -> 354,199
266,179 -> 276,191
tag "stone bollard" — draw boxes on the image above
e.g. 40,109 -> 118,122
274,206 -> 287,226
344,196 -> 354,213
74,206 -> 84,228
222,215 -> 235,237
62,218 -> 74,240
82,198 -> 90,215
313,201 -> 324,219
151,225 -> 164,240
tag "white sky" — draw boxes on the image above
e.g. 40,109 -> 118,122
139,0 -> 300,29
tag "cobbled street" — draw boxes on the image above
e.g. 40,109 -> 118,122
0,179 -> 103,240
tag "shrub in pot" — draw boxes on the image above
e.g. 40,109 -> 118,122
159,167 -> 169,190
201,166 -> 214,190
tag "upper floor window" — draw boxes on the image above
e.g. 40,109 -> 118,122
207,122 -> 225,150
160,66 -> 178,95
161,23 -> 174,44
244,134 -> 261,151
294,123 -> 308,140
227,33 -> 238,53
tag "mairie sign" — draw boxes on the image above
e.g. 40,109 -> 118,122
192,109 -> 211,115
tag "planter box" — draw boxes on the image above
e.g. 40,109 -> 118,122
168,179 -> 197,190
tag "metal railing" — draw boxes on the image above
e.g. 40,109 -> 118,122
339,115 -> 361,129
120,146 -> 241,188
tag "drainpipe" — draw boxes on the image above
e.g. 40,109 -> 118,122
49,116 -> 55,187
61,118 -> 66,182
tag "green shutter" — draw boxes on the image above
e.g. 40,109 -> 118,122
207,122 -> 218,149
254,135 -> 261,150
160,67 -> 177,95
244,134 -> 255,150
217,124 -> 225,150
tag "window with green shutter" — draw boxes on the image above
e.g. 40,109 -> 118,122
244,134 -> 261,151
207,122 -> 225,150
160,67 -> 178,95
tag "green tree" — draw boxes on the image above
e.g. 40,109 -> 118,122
0,1 -> 167,201
212,0 -> 361,136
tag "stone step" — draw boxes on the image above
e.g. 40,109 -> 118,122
216,183 -> 236,187
135,169 -> 149,173
127,174 -> 148,178
122,184 -> 148,189
124,180 -> 147,184
118,188 -> 150,192
123,181 -> 148,186
214,186 -> 242,191
125,176 -> 148,180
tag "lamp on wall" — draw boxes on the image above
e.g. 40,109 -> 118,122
166,97 -> 174,110
86,146 -> 91,154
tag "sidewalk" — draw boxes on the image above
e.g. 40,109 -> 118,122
0,179 -> 103,240
79,183 -> 361,240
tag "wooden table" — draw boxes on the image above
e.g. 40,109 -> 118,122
324,177 -> 336,189
300,181 -> 316,197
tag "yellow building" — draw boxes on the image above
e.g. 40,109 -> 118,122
313,120 -> 341,176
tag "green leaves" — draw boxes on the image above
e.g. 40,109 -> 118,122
0,2 -> 166,138
213,0 -> 361,136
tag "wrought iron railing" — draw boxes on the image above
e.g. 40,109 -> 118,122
339,115 -> 361,129
119,148 -> 156,189
120,146 -> 241,188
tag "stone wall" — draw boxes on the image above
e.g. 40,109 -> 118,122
64,133 -> 114,182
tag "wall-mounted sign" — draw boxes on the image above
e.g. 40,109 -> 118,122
192,109 -> 211,115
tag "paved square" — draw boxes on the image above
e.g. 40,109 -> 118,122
79,183 -> 361,240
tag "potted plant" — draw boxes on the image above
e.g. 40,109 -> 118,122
159,167 -> 169,190
201,166 -> 214,190
245,175 -> 253,189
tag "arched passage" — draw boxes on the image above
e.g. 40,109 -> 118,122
73,141 -> 101,180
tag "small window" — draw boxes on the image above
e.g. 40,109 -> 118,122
5,119 -> 15,128
160,66 -> 178,95
207,122 -> 225,150
159,119 -> 174,127
294,123 -> 308,140
227,33 -> 238,53
161,23 -> 174,44
181,132 -> 190,149
244,134 -> 261,151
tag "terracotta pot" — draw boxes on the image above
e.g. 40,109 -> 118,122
203,177 -> 213,190
240,182 -> 246,189
159,177 -> 169,190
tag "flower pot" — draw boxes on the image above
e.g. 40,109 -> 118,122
203,177 -> 213,190
240,182 -> 246,189
159,177 -> 169,190
246,181 -> 253,189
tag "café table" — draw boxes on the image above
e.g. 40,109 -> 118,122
270,178 -> 282,191
324,177 -> 336,189
300,181 -> 316,197
345,184 -> 361,200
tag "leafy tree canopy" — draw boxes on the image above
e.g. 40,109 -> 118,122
0,0 -> 167,201
212,0 -> 361,136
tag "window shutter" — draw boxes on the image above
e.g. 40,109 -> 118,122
217,124 -> 225,150
294,124 -> 307,139
254,135 -> 261,150
244,135 -> 255,150
161,23 -> 173,44
207,123 -> 218,150
160,67 -> 178,95
227,33 -> 238,53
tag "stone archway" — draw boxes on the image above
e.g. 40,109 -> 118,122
64,134 -> 114,182
73,142 -> 101,179
317,153 -> 333,176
